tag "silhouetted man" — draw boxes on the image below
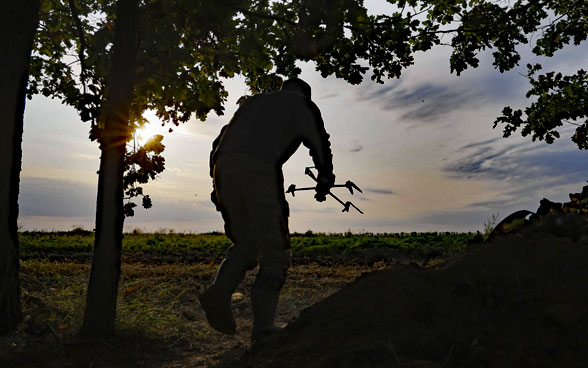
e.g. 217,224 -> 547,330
200,77 -> 335,342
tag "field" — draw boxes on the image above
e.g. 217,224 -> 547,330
19,229 -> 475,263
2,230 -> 476,367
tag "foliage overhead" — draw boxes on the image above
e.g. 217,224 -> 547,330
28,0 -> 588,187
432,0 -> 587,150
495,66 -> 587,149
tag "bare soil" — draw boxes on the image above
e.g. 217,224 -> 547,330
224,212 -> 588,368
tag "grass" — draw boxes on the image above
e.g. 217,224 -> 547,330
16,229 -> 478,341
18,259 -> 218,343
15,228 -> 478,338
9,258 -> 370,367
8,229 -> 479,367
19,229 -> 477,260
290,230 -> 475,255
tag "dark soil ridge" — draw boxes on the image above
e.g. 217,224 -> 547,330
223,208 -> 588,367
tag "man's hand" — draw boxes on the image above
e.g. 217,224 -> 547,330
314,173 -> 335,202
211,190 -> 220,211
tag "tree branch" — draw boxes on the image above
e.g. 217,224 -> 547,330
276,18 -> 294,45
68,0 -> 88,94
564,119 -> 582,127
217,0 -> 296,26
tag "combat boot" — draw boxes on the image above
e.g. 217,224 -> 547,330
250,287 -> 283,343
199,284 -> 235,334
199,258 -> 248,335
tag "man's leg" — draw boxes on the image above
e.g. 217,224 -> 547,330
200,154 -> 259,334
250,264 -> 289,342
199,240 -> 258,334
250,216 -> 291,342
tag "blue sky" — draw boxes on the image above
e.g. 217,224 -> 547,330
19,8 -> 588,233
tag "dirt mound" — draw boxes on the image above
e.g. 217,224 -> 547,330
223,193 -> 588,367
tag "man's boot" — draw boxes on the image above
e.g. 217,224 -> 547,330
199,258 -> 246,335
250,287 -> 283,343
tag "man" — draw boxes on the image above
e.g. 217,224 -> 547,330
199,77 -> 335,342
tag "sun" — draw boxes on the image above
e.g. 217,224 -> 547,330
134,121 -> 165,146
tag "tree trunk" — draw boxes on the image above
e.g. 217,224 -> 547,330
0,0 -> 40,335
82,0 -> 139,337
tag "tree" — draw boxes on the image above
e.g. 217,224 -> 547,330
29,0 -> 162,215
0,0 -> 41,335
81,0 -> 140,336
29,0 -> 176,336
414,0 -> 587,150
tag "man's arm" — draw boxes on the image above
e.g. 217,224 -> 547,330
209,124 -> 228,210
209,124 -> 228,178
301,100 -> 335,201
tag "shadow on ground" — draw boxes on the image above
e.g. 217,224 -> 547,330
1,330 -> 180,368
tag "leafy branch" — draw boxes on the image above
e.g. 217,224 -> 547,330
494,66 -> 588,149
123,134 -> 165,217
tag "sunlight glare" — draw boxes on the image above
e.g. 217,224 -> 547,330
134,121 -> 166,146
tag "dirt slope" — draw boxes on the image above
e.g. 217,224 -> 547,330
224,210 -> 588,367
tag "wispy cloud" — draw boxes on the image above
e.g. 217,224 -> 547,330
408,208 -> 489,229
444,137 -> 588,183
318,92 -> 340,100
365,188 -> 396,195
71,153 -> 96,161
359,81 -> 483,122
19,177 -> 96,217
19,177 -> 219,222
457,137 -> 503,151
442,135 -> 588,215
398,86 -> 476,122
356,59 -> 529,124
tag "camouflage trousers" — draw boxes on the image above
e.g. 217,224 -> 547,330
213,152 -> 291,291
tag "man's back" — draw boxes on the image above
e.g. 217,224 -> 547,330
213,89 -> 332,171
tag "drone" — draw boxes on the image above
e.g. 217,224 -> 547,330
286,167 -> 364,214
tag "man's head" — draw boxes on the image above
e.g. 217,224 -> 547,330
281,78 -> 312,99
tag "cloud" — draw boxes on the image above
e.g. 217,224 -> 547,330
359,81 -> 482,122
19,176 -> 220,227
290,205 -> 337,215
131,197 -> 218,222
467,197 -> 524,210
444,138 -> 588,184
19,177 -> 96,217
442,135 -> 588,216
18,215 -> 97,232
355,56 -> 530,124
365,188 -> 396,195
318,92 -> 340,100
408,208 -> 489,229
457,137 -> 503,151
71,153 -> 97,161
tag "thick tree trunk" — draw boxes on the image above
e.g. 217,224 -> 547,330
82,0 -> 139,337
0,0 -> 40,335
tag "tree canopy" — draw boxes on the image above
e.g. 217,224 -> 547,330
435,0 -> 587,150
30,0 -> 587,161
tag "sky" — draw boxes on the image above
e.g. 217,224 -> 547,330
18,3 -> 588,234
